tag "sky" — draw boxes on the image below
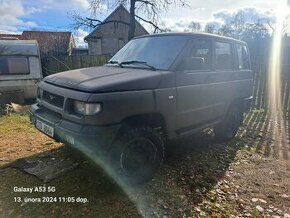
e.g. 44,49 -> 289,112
0,0 -> 287,47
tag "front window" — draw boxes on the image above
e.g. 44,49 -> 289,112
109,35 -> 189,70
186,39 -> 211,71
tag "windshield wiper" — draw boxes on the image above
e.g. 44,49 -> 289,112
119,60 -> 156,71
107,60 -> 121,67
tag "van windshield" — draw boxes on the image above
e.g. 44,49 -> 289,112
108,35 -> 189,70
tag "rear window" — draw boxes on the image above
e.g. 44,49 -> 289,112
236,44 -> 250,70
215,42 -> 234,70
0,56 -> 29,75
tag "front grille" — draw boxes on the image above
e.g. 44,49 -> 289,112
43,91 -> 64,108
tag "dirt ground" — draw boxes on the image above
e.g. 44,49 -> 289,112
0,111 -> 290,218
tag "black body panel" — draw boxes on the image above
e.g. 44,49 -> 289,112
44,66 -> 163,92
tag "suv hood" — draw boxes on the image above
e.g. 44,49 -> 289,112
44,66 -> 162,92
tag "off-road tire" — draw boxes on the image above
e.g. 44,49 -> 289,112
214,103 -> 243,142
109,126 -> 164,185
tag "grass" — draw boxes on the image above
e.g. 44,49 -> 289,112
1,111 -> 289,217
0,114 -> 241,217
0,114 -> 140,218
0,114 -> 30,133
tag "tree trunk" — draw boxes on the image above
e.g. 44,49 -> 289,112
128,0 -> 136,41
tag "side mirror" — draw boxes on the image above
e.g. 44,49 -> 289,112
180,57 -> 205,71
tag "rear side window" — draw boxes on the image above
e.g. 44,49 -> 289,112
0,56 -> 29,75
236,44 -> 250,70
215,42 -> 234,70
186,39 -> 211,71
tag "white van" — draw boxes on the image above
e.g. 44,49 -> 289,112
0,40 -> 42,104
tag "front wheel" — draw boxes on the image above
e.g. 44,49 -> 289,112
109,126 -> 164,185
214,104 -> 243,142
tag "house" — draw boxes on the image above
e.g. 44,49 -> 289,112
84,4 -> 149,56
20,31 -> 76,57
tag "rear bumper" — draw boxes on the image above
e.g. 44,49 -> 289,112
29,104 -> 120,153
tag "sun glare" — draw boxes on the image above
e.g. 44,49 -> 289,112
268,0 -> 289,156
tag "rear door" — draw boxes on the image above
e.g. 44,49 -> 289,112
235,43 -> 253,103
210,40 -> 237,118
213,41 -> 253,117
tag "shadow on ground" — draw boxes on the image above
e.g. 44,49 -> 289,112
1,111 -> 279,217
1,129 -> 245,218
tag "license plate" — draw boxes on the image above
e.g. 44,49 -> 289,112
35,120 -> 54,137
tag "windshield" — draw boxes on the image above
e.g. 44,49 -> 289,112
108,35 -> 189,70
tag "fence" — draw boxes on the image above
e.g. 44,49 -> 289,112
248,37 -> 290,113
41,55 -> 109,76
251,64 -> 290,113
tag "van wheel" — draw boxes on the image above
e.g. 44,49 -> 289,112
214,104 -> 243,142
110,126 -> 164,185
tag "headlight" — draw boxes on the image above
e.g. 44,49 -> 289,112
73,101 -> 102,115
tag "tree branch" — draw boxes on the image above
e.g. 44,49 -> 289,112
85,17 -> 130,27
134,14 -> 161,32
267,20 -> 274,32
135,0 -> 155,7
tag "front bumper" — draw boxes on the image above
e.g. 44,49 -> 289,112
29,104 -> 120,154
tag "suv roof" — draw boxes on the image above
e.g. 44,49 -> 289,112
135,32 -> 246,45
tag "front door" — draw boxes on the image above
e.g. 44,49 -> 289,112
176,38 -> 220,131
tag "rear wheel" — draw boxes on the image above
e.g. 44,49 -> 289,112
109,126 -> 164,185
214,103 -> 243,141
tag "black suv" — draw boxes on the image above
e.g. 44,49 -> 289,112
29,33 -> 253,184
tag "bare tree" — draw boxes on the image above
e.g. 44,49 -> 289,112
216,10 -> 272,40
204,23 -> 215,34
188,21 -> 201,32
71,0 -> 188,40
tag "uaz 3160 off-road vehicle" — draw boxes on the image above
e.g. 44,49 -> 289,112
29,33 -> 253,184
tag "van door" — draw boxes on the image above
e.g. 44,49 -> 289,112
176,38 -> 220,132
